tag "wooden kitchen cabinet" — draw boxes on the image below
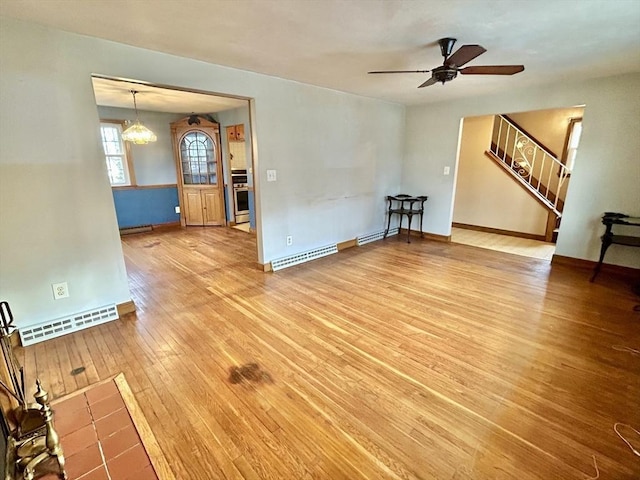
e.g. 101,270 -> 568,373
226,126 -> 235,144
234,124 -> 245,141
182,188 -> 223,226
201,190 -> 224,225
182,189 -> 204,225
226,124 -> 245,142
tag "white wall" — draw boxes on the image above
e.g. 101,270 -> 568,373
453,116 -> 548,235
0,18 -> 404,328
507,106 -> 585,159
404,73 -> 640,268
97,106 -> 183,185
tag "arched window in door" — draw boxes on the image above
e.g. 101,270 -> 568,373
180,131 -> 217,185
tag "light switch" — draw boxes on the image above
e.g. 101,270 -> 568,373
267,169 -> 277,182
443,166 -> 450,175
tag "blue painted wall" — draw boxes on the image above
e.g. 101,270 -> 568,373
112,187 -> 180,228
249,191 -> 256,228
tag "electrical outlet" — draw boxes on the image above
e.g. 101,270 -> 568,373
52,282 -> 69,300
286,235 -> 293,246
443,166 -> 451,175
267,169 -> 277,182
175,206 -> 180,214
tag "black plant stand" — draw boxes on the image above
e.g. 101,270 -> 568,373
384,195 -> 429,243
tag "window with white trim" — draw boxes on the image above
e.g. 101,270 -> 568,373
100,121 -> 134,186
563,118 -> 583,171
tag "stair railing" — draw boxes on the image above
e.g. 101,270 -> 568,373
490,115 -> 571,213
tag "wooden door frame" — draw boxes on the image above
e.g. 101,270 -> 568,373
171,117 -> 226,227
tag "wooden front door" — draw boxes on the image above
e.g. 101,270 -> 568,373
171,117 -> 225,227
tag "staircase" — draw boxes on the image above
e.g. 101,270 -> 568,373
486,115 -> 571,219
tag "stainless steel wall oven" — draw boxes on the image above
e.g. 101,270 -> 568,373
231,169 -> 250,224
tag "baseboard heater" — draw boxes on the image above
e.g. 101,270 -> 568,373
271,227 -> 398,271
271,244 -> 338,271
356,228 -> 398,246
119,225 -> 153,235
19,304 -> 119,346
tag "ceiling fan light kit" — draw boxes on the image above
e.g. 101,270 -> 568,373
369,37 -> 524,88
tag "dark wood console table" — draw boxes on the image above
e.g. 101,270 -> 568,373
383,194 -> 429,243
590,212 -> 640,281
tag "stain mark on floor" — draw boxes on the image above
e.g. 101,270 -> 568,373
228,363 -> 273,385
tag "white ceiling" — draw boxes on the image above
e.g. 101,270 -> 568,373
91,77 -> 247,113
2,0 -> 640,105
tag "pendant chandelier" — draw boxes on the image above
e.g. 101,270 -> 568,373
121,90 -> 157,144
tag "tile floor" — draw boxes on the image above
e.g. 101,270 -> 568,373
39,380 -> 159,480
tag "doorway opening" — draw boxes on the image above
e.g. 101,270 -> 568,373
91,74 -> 261,266
91,74 -> 261,264
451,105 -> 585,260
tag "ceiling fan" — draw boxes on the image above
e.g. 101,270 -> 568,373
368,38 -> 524,88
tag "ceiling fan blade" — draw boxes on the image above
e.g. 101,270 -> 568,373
459,65 -> 525,75
445,45 -> 486,67
418,77 -> 437,88
368,69 -> 430,74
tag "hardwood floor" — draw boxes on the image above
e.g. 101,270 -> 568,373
232,223 -> 252,233
451,227 -> 556,260
16,227 -> 640,479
